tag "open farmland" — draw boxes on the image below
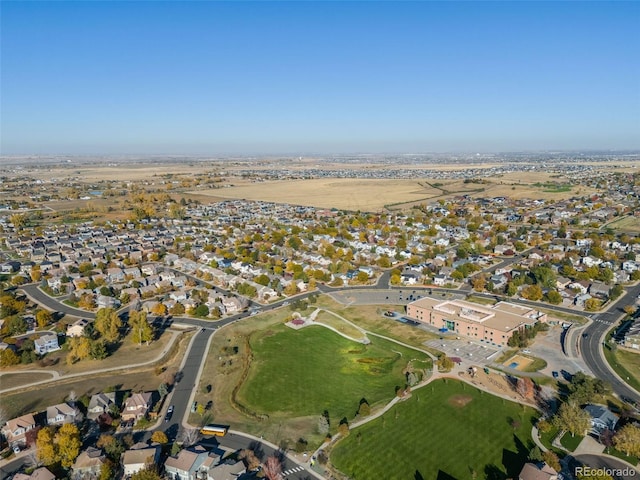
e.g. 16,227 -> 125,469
196,170 -> 591,211
196,179 -> 442,211
330,379 -> 537,480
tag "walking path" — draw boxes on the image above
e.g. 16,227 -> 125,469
0,330 -> 181,395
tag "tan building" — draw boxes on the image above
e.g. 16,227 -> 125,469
406,298 -> 546,346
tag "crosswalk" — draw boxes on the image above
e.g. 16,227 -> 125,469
282,465 -> 305,477
593,319 -> 611,324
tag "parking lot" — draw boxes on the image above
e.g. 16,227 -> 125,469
328,288 -> 463,306
424,337 -> 501,364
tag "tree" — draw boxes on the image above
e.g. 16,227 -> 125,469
97,434 -> 124,461
170,302 -> 185,315
358,400 -> 371,417
67,336 -> 92,364
553,401 -> 590,437
78,293 -> 96,310
150,430 -> 168,444
36,427 -> 56,465
35,309 -> 52,328
541,450 -> 561,472
131,468 -> 162,480
521,284 -> 543,301
0,348 -> 20,366
94,307 -> 122,343
151,302 -> 167,316
99,460 -> 115,480
584,298 -> 602,311
194,304 -> 209,317
472,274 -> 486,292
262,456 -> 283,480
239,449 -> 261,471
527,446 -> 543,462
56,423 -> 81,467
129,310 -> 154,345
545,290 -> 562,305
613,424 -> 640,457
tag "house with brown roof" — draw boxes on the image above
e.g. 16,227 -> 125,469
1,413 -> 36,448
121,392 -> 153,421
72,447 -> 107,479
122,443 -> 161,477
164,445 -> 220,480
46,402 -> 80,426
518,462 -> 558,480
12,467 -> 56,480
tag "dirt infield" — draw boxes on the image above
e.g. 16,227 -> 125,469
448,394 -> 473,408
502,354 -> 534,371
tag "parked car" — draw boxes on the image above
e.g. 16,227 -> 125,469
165,405 -> 174,422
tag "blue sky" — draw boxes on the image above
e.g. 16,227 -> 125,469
1,1 -> 639,155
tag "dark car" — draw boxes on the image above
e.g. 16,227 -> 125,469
552,371 -> 559,378
165,405 -> 174,422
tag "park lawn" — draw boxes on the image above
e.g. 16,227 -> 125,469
559,432 -> 583,452
313,310 -> 366,341
331,379 -> 538,480
236,324 -> 430,425
314,296 -> 439,350
603,346 -> 640,394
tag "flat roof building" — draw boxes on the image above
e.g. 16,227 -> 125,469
406,298 -> 546,346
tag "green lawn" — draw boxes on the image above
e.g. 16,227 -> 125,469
331,379 -> 538,480
559,432 -> 583,452
236,324 -> 431,425
603,344 -> 640,393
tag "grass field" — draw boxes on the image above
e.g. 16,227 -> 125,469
603,345 -> 640,393
314,297 -> 439,350
236,324 -> 430,423
197,306 -> 432,447
313,310 -> 366,341
0,331 -> 192,419
605,215 -> 640,233
330,379 -> 537,480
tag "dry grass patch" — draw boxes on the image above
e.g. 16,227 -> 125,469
197,179 -> 440,211
314,296 -> 438,349
448,394 -> 473,408
313,311 -> 366,341
0,372 -> 54,390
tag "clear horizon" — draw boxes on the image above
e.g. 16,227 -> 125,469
2,1 -> 639,155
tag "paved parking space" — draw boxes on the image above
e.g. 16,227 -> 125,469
424,337 -> 501,363
527,326 -> 591,376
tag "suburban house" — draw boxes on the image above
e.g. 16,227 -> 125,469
122,444 -> 161,477
12,467 -> 56,480
583,404 -> 619,435
87,392 -> 117,419
121,392 -> 153,421
1,413 -> 36,449
66,318 -> 90,338
206,459 -> 246,480
34,334 -> 60,355
72,447 -> 107,479
518,462 -> 558,480
46,402 -> 79,426
164,445 -> 220,480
